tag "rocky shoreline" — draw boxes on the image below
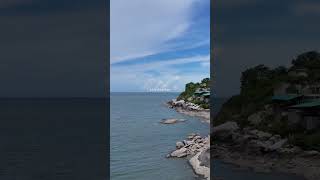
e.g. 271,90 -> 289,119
212,121 -> 320,180
167,134 -> 210,180
167,99 -> 210,179
167,99 -> 210,123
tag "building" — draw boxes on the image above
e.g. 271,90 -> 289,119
194,88 -> 210,96
288,100 -> 320,130
193,88 -> 210,103
271,95 -> 304,121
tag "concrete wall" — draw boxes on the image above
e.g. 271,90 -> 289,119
304,116 -> 320,130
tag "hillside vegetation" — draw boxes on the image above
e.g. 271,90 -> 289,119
177,78 -> 210,109
214,51 -> 320,150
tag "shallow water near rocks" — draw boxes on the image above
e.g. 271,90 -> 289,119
110,93 -> 210,180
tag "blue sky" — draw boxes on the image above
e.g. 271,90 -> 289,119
111,0 -> 210,92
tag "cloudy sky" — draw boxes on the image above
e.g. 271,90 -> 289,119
213,0 -> 320,97
110,0 -> 210,92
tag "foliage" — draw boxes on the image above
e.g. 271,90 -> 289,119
177,78 -> 210,107
178,82 -> 199,100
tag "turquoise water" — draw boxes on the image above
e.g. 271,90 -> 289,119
110,93 -> 209,180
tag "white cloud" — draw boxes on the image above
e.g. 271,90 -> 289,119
112,54 -> 209,72
111,54 -> 209,92
110,0 -> 197,63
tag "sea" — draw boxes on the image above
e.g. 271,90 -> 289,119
110,92 -> 209,180
0,98 -> 107,180
0,95 -> 303,180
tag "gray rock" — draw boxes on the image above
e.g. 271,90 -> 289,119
213,121 -> 239,133
160,118 -> 185,124
302,150 -> 320,157
176,141 -> 184,149
170,147 -> 188,158
194,135 -> 202,140
279,146 -> 302,154
248,111 -> 266,126
268,138 -> 288,151
256,131 -> 272,140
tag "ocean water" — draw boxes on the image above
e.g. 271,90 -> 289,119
0,98 -> 107,180
110,93 -> 210,180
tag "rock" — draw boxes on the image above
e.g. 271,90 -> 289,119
256,131 -> 272,140
248,111 -> 266,126
195,138 -> 203,143
187,133 -> 197,139
302,150 -> 320,157
212,121 -> 239,133
267,138 -> 288,151
176,141 -> 184,149
213,122 -> 239,141
185,140 -> 194,146
160,118 -> 185,124
189,148 -> 210,179
247,129 -> 272,140
279,146 -> 302,154
264,104 -> 273,115
170,147 -> 188,158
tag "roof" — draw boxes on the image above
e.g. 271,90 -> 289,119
194,90 -> 210,94
202,93 -> 210,96
272,94 -> 302,101
290,99 -> 320,108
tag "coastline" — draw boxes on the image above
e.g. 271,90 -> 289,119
167,99 -> 211,179
167,99 -> 210,123
212,121 -> 320,180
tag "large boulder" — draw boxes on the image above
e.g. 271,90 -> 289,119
160,118 -> 178,124
170,147 -> 188,158
213,122 -> 239,141
212,121 -> 239,133
189,148 -> 210,179
160,118 -> 186,124
266,138 -> 288,151
302,150 -> 320,157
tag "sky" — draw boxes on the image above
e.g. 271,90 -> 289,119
213,0 -> 320,97
0,0 -> 106,97
110,0 -> 210,92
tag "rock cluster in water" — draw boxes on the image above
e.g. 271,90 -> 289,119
167,99 -> 210,123
167,134 -> 210,179
168,99 -> 204,111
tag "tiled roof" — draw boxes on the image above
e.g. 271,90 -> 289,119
272,94 -> 302,101
290,99 -> 320,108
